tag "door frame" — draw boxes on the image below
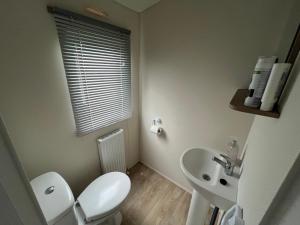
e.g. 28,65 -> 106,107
0,116 -> 47,225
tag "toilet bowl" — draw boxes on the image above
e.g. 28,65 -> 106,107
30,171 -> 131,225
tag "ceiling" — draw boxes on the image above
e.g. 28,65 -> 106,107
114,0 -> 161,12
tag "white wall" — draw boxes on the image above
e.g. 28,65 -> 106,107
139,0 -> 294,190
268,177 -> 300,225
238,54 -> 300,225
259,154 -> 300,225
0,0 -> 140,195
237,0 -> 300,223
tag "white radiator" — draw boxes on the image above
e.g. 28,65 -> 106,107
97,129 -> 126,173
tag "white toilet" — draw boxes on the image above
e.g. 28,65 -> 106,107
30,171 -> 131,225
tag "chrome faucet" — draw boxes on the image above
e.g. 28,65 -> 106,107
212,154 -> 235,176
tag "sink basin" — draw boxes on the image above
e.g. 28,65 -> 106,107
180,147 -> 238,209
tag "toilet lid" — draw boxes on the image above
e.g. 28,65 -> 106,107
77,172 -> 131,222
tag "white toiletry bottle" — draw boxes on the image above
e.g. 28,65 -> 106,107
260,63 -> 291,111
244,56 -> 277,108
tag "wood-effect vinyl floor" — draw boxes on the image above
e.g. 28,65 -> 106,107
121,163 -> 191,225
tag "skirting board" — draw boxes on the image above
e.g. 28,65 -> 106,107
140,160 -> 192,194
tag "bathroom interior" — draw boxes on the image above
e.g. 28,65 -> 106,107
0,0 -> 300,225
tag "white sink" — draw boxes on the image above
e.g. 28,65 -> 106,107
180,147 -> 238,209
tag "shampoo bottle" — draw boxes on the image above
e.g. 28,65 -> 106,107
260,63 -> 291,111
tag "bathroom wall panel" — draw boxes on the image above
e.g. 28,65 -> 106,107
237,1 -> 300,224
0,0 -> 140,196
238,55 -> 300,225
139,0 -> 295,191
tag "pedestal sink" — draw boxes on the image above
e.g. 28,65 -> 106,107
180,147 -> 238,210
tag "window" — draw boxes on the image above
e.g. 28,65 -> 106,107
48,7 -> 131,135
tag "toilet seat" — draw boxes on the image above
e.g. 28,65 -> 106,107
77,172 -> 131,223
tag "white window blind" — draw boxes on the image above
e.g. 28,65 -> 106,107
49,7 -> 131,135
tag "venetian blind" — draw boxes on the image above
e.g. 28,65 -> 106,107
49,7 -> 131,134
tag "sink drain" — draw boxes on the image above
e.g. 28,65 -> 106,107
202,174 -> 211,181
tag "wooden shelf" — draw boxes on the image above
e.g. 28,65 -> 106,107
230,89 -> 280,118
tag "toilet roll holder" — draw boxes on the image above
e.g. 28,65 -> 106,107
150,118 -> 163,135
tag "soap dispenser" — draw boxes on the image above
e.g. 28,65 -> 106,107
226,139 -> 238,165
